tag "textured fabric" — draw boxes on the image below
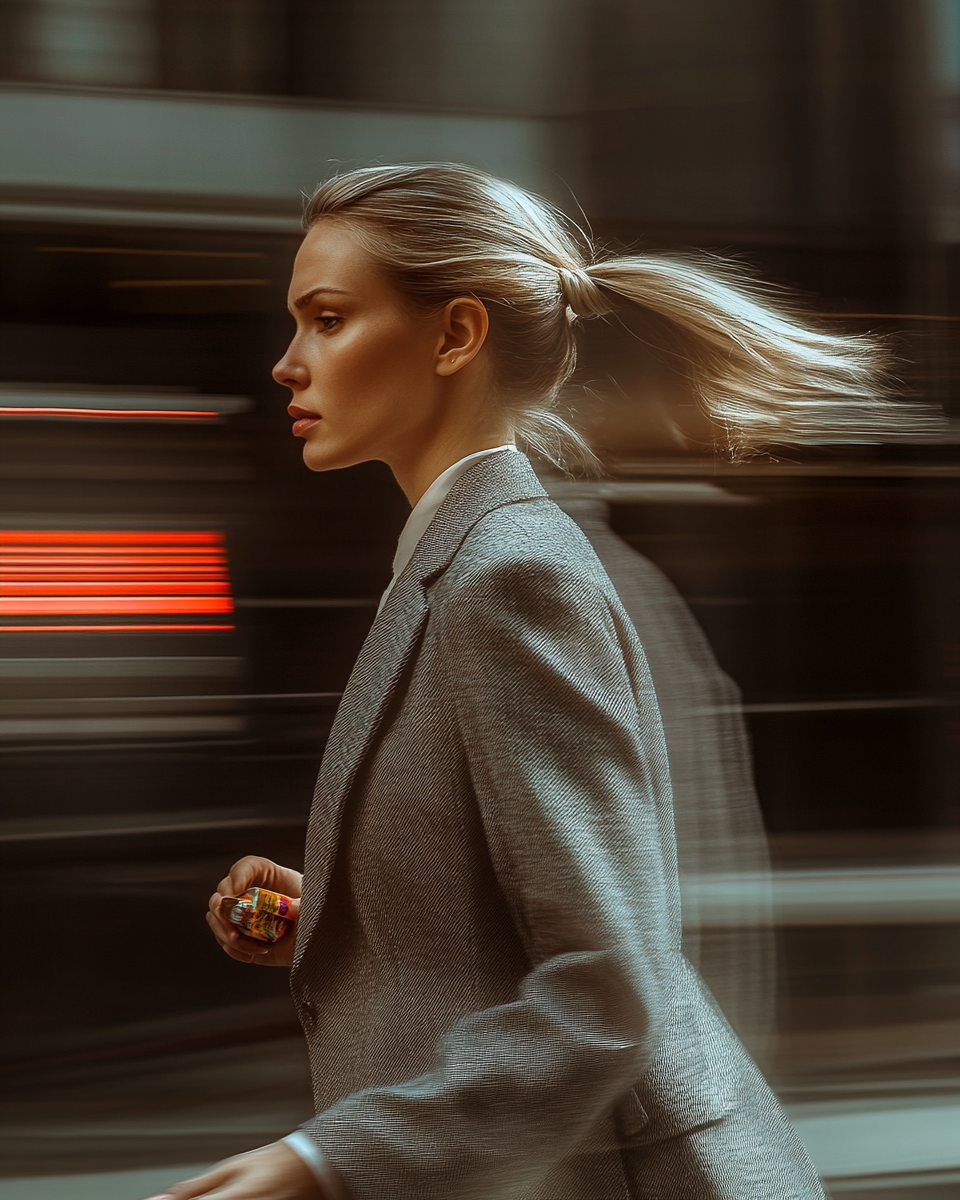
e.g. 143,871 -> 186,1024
290,451 -> 825,1200
378,444 -> 517,613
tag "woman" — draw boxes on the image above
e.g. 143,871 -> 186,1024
151,163 -> 898,1200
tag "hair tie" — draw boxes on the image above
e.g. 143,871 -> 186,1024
557,266 -> 611,319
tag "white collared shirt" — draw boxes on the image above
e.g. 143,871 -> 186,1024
377,444 -> 517,613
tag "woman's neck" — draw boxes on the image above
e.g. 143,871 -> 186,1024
389,426 -> 516,507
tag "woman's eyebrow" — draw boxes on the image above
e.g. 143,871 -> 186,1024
292,285 -> 350,312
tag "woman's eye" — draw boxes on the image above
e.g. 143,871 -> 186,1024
315,316 -> 341,331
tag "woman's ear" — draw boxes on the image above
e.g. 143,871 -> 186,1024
435,297 -> 489,376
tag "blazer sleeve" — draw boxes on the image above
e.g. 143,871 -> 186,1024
298,539 -> 681,1199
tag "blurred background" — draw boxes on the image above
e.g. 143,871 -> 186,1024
0,2 -> 958,1197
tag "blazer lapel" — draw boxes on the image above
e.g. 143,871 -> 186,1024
293,452 -> 548,963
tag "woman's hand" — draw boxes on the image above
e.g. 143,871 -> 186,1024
143,1142 -> 324,1200
206,856 -> 303,968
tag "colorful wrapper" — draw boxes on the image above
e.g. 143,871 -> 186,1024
224,887 -> 294,943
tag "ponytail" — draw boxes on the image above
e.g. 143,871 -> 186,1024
581,253 -> 923,458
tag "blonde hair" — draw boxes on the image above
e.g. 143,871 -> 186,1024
304,163 -> 920,471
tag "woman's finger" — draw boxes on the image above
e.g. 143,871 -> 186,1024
206,901 -> 271,952
151,1143 -> 318,1199
208,896 -> 236,934
214,859 -> 302,904
206,916 -> 272,962
208,896 -> 249,934
206,899 -> 243,937
221,944 -> 261,965
206,913 -> 291,967
213,935 -> 259,964
227,855 -> 274,895
206,915 -> 268,956
216,858 -> 261,898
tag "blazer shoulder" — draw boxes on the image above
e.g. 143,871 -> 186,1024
431,496 -> 617,606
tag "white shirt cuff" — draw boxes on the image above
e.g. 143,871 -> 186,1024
283,1131 -> 348,1199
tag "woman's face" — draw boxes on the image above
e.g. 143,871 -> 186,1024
272,220 -> 451,474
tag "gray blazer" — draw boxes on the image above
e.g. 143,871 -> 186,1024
291,452 -> 823,1200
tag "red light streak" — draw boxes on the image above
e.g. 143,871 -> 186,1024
0,532 -> 223,544
2,582 -> 232,596
0,531 -> 235,629
2,597 -> 233,615
3,556 -> 226,567
3,561 -> 224,569
2,570 -> 227,580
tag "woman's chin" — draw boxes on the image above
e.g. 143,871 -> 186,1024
301,436 -> 357,474
302,444 -> 335,472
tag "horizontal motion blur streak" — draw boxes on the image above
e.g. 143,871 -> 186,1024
0,386 -> 252,421
0,532 -> 235,631
822,313 -> 960,322
108,278 -> 267,288
0,407 -> 220,420
39,247 -> 266,258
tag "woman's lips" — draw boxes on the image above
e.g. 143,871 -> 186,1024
288,404 -> 321,438
292,416 -> 320,437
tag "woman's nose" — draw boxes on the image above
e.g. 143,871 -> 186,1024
272,348 -> 308,390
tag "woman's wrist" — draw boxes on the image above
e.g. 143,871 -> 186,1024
282,1133 -> 348,1200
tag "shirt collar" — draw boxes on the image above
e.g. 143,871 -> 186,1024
381,445 -> 517,610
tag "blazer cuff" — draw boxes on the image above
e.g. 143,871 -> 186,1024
283,1132 -> 349,1199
